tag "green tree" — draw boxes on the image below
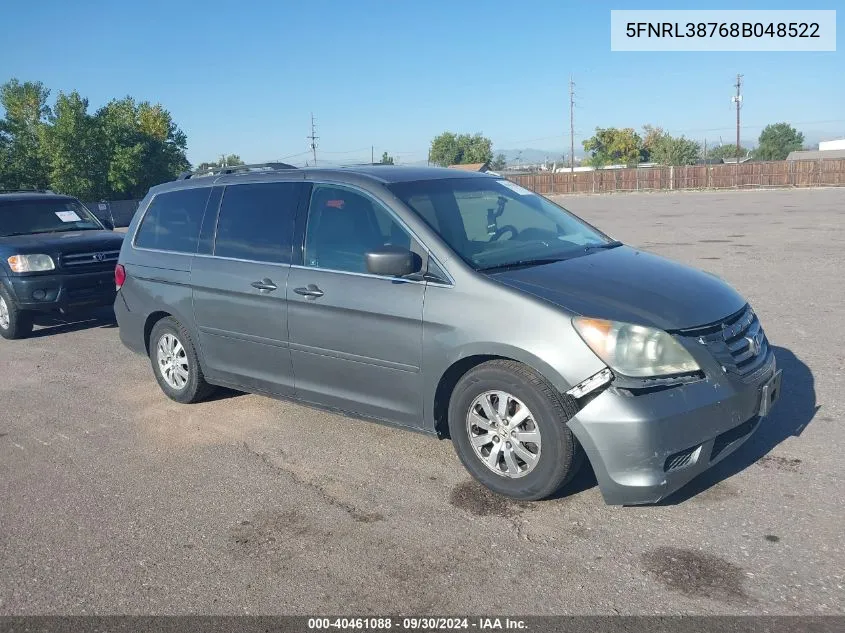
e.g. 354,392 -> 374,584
429,132 -> 493,167
490,153 -> 507,170
195,154 -> 245,171
96,97 -> 190,198
709,144 -> 748,161
39,91 -> 106,200
380,151 -> 394,165
754,123 -> 804,161
0,122 -> 11,189
582,127 -> 643,167
641,125 -> 701,165
0,79 -> 51,190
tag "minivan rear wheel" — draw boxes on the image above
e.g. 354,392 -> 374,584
149,317 -> 215,404
448,359 -> 582,501
0,286 -> 34,340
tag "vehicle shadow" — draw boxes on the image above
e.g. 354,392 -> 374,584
660,345 -> 818,505
549,458 -> 599,501
29,307 -> 118,338
205,387 -> 244,403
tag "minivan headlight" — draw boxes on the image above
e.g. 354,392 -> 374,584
572,317 -> 700,378
7,254 -> 56,273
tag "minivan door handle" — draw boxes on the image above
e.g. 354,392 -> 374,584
293,284 -> 324,299
251,278 -> 278,292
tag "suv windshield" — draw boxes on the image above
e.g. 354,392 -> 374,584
0,198 -> 103,237
388,177 -> 616,271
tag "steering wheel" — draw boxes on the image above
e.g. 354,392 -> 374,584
490,225 -> 518,242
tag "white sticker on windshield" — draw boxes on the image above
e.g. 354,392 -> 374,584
55,210 -> 81,223
497,180 -> 533,196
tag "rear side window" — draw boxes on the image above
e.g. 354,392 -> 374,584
134,188 -> 211,253
213,182 -> 302,263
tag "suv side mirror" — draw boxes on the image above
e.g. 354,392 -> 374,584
365,246 -> 419,277
101,216 -> 115,231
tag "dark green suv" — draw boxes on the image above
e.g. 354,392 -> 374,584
0,190 -> 124,339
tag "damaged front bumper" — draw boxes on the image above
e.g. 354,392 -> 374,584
566,350 -> 781,505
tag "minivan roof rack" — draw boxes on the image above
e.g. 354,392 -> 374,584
177,162 -> 298,180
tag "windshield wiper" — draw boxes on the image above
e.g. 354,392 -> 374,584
584,240 -> 623,251
478,257 -> 570,273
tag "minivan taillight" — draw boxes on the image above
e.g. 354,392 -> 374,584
115,264 -> 126,290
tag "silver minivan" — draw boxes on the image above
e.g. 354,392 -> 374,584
115,163 -> 781,505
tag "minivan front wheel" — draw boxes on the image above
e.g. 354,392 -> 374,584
149,317 -> 214,404
448,360 -> 582,501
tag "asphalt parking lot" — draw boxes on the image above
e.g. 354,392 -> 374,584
1,187 -> 843,615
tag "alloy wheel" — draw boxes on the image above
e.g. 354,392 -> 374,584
156,333 -> 189,390
0,295 -> 9,330
465,390 -> 542,478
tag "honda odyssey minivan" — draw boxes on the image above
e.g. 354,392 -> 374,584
114,163 -> 781,505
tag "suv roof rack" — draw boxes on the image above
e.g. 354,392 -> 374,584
177,162 -> 298,180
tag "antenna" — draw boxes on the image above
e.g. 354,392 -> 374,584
307,113 -> 319,166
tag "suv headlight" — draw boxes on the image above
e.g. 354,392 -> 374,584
7,254 -> 56,273
572,317 -> 700,378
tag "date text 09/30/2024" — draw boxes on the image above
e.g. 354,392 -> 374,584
307,617 -> 528,630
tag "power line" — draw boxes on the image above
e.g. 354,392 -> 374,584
307,113 -> 319,166
275,150 -> 312,161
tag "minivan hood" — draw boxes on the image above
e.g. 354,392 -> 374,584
489,245 -> 746,331
0,230 -> 124,254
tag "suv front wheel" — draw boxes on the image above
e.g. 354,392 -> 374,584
448,359 -> 582,501
0,286 -> 34,340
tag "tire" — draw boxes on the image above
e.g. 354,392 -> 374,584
448,359 -> 583,501
0,285 -> 34,340
148,317 -> 215,404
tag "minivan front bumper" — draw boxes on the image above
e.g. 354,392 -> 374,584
567,350 -> 780,505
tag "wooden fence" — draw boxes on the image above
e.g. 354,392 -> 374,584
506,159 -> 845,195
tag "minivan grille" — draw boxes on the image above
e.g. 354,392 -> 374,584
681,305 -> 770,381
59,250 -> 120,271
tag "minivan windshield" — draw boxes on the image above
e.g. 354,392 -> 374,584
388,177 -> 617,271
0,198 -> 103,237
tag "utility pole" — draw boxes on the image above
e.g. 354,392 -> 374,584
569,74 -> 576,173
307,113 -> 319,166
732,74 -> 743,160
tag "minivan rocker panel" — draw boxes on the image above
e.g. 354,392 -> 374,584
114,165 -> 780,506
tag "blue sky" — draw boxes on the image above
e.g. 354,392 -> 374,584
2,0 -> 842,165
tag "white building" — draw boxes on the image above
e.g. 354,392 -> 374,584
819,139 -> 845,151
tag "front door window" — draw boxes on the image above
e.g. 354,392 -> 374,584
304,185 -> 412,274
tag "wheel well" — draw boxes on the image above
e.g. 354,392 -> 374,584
143,311 -> 172,354
433,354 -> 508,438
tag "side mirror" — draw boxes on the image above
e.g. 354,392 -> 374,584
101,216 -> 115,231
365,246 -> 419,277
